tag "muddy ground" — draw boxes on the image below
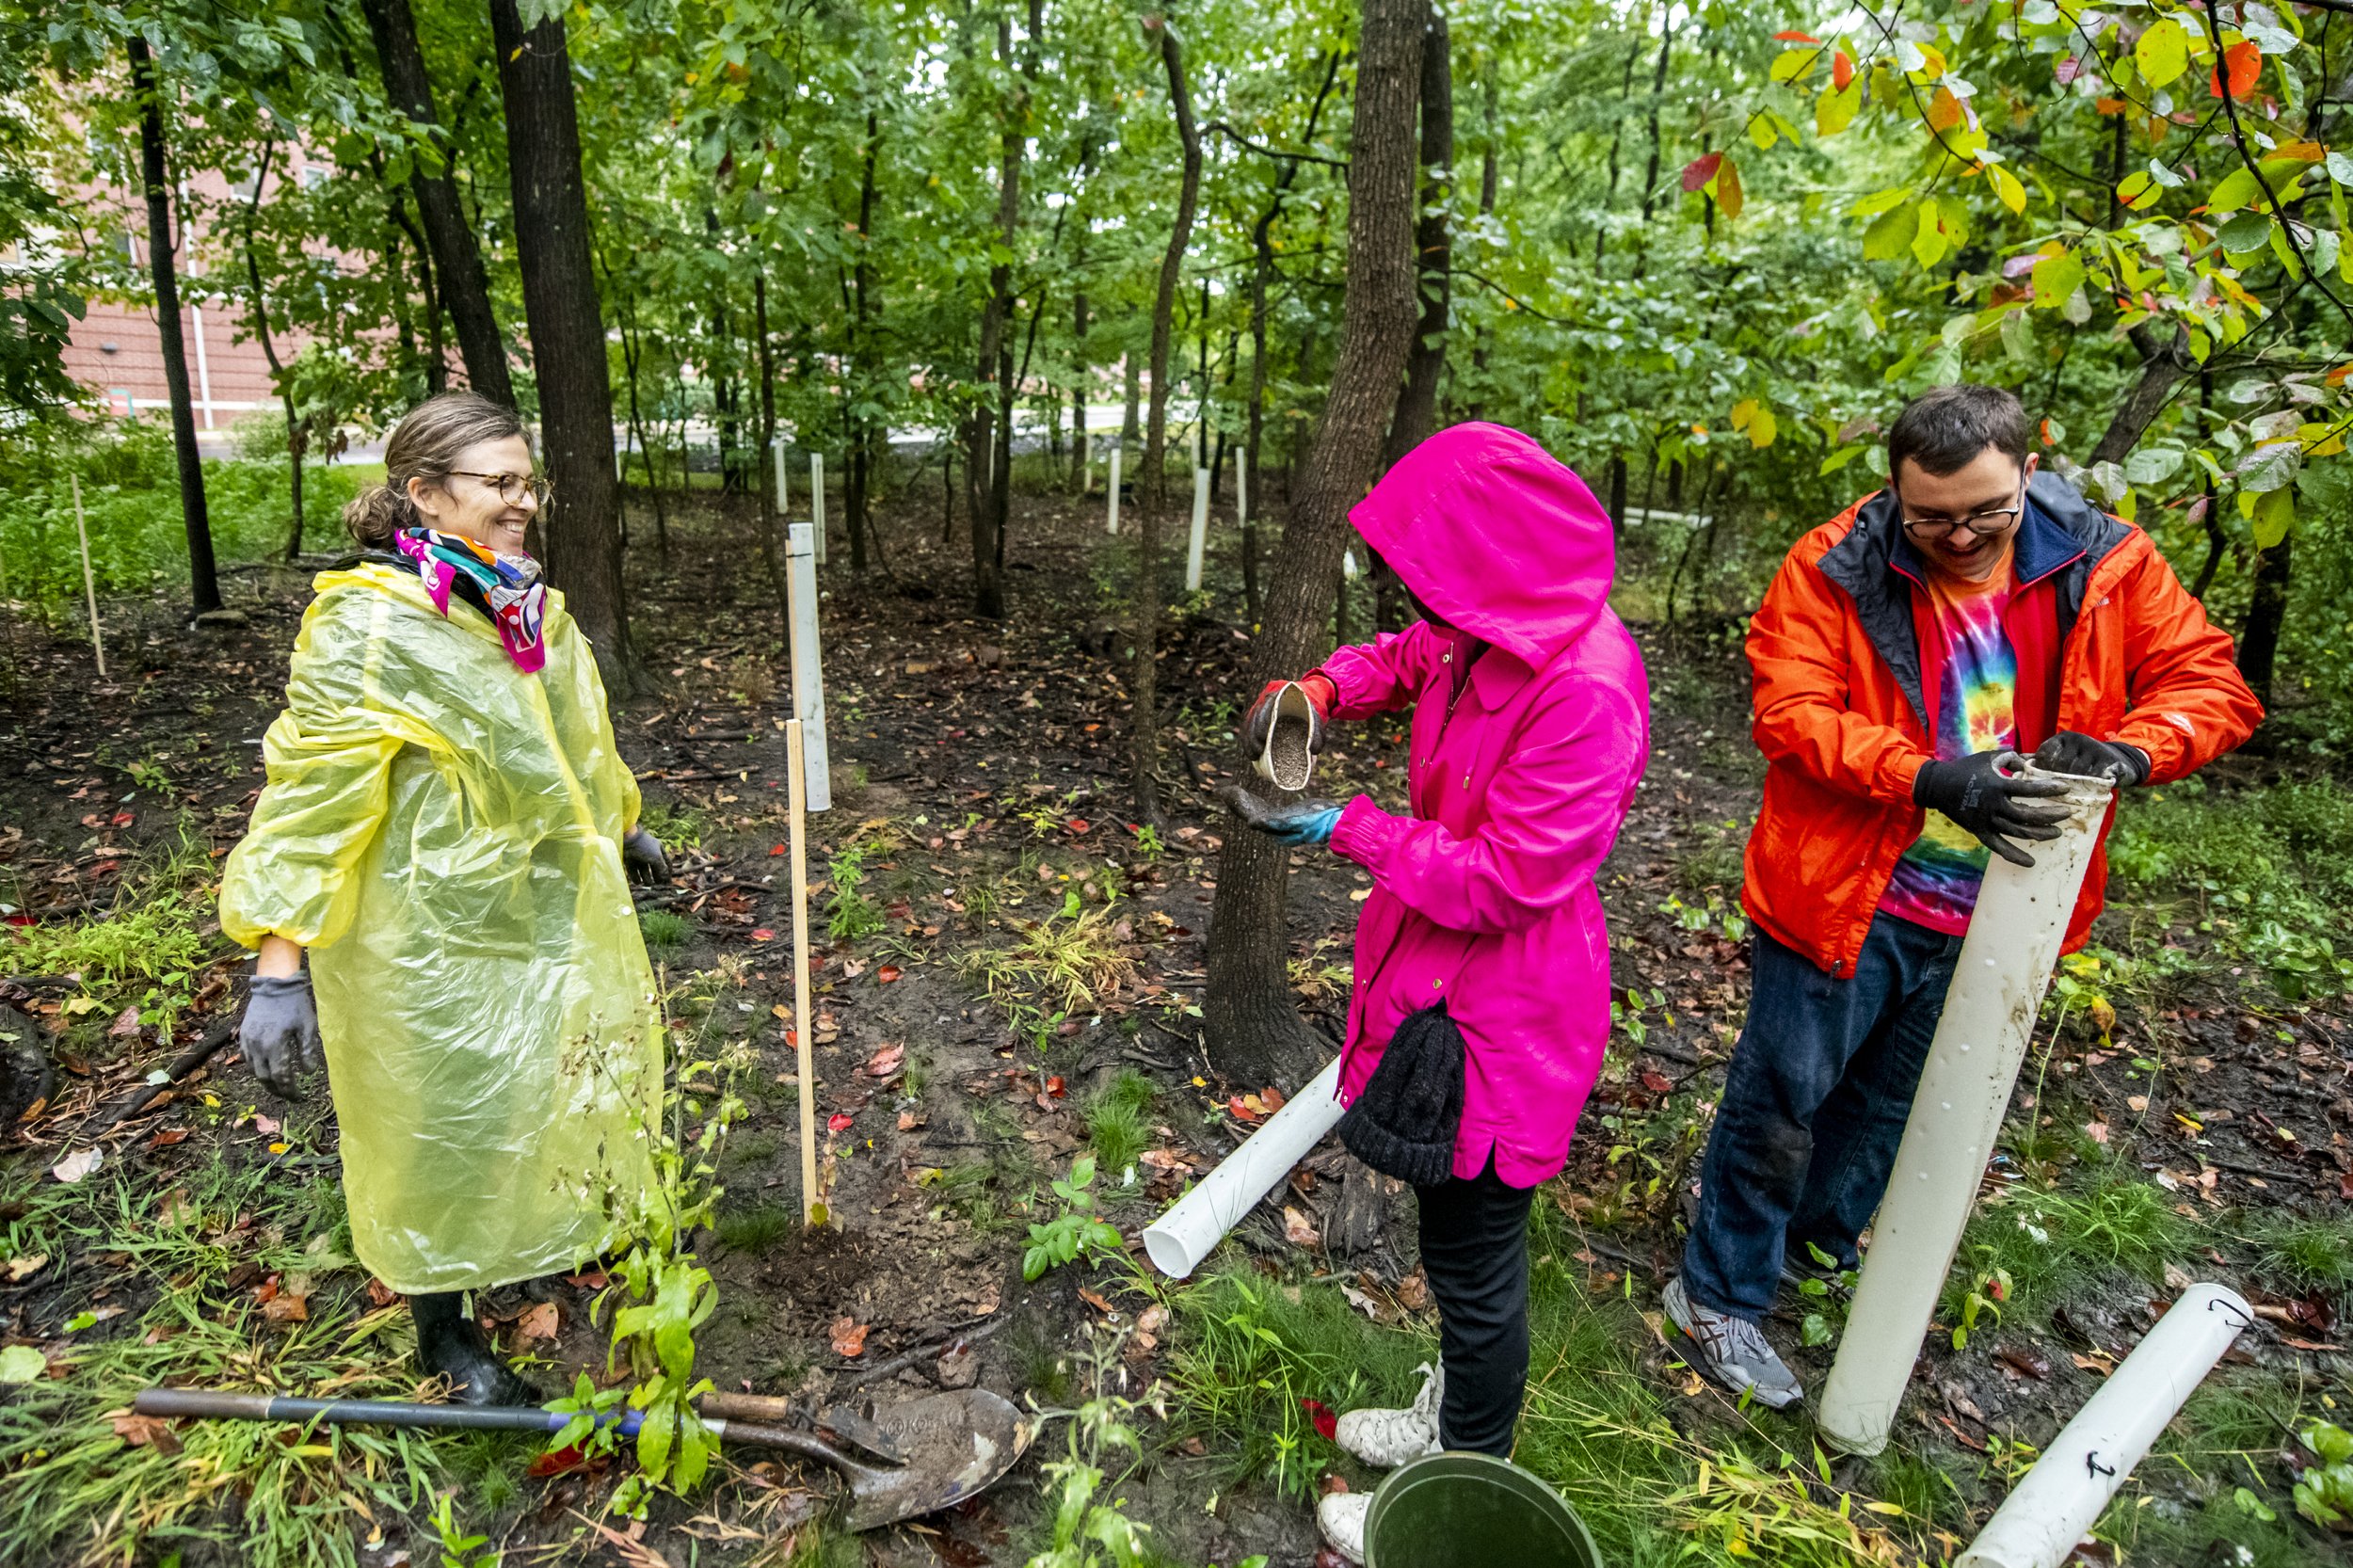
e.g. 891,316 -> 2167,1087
2,481 -> 2348,1566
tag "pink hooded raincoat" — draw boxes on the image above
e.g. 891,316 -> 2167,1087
1322,424 -> 1650,1188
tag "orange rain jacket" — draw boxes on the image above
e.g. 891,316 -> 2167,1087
1744,472 -> 2264,977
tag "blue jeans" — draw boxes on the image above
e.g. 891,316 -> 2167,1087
1680,912 -> 1964,1322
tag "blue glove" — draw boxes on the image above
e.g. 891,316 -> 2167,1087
1223,786 -> 1344,847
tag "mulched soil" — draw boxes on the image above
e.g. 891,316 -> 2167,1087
2,481 -> 2349,1564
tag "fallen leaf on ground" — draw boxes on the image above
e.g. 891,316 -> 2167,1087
515,1302 -> 562,1342
841,959 -> 868,979
1639,1069 -> 1674,1095
750,928 -> 776,942
528,1445 -> 593,1478
1395,1270 -> 1431,1310
2083,1121 -> 2109,1145
250,1113 -> 280,1135
876,965 -> 902,984
830,1317 -> 869,1357
0,1345 -> 48,1383
367,1278 -> 399,1308
827,1112 -> 855,1133
1283,1206 -> 1322,1249
1261,1085 -> 1288,1113
1993,1346 -> 2052,1380
50,1148 -> 102,1184
863,1044 -> 905,1079
1078,1287 -> 1117,1316
1299,1398 -> 1337,1441
109,1413 -> 181,1452
109,1006 -> 141,1038
145,1128 -> 189,1151
2,1254 -> 47,1283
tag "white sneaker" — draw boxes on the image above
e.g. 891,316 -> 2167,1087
1334,1361 -> 1443,1468
1317,1492 -> 1370,1563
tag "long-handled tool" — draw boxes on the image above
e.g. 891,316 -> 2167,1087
131,1386 -> 1032,1532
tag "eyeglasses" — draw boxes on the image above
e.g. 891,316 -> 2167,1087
442,471 -> 553,508
1895,486 -> 2023,541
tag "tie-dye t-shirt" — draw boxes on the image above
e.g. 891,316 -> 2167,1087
1879,566 -> 2019,935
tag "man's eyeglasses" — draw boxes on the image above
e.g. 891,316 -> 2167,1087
1894,484 -> 2023,541
443,471 -> 553,508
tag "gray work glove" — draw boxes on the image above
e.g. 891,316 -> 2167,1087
1222,785 -> 1345,847
1913,748 -> 2073,869
2032,730 -> 2150,787
621,824 -> 670,885
239,972 -> 324,1099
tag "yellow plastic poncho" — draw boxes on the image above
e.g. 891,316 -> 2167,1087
220,563 -> 660,1295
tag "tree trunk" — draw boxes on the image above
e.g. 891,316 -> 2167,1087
1205,0 -> 1425,1088
616,300 -> 669,568
488,0 -> 629,687
2088,322 -> 2193,468
360,0 -> 513,407
2238,530 -> 2291,708
1466,63 -> 1498,417
848,109 -> 879,572
756,271 -> 776,470
1384,4 -> 1452,467
1131,15 -> 1205,829
128,37 -> 219,617
966,13 -> 1019,619
388,196 -> 448,396
1071,285 -> 1090,488
1123,352 -> 1142,443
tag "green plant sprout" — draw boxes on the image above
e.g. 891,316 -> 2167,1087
1022,1156 -> 1123,1283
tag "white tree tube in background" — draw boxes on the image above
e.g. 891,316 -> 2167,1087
809,453 -> 826,566
1956,1284 -> 2253,1568
786,521 -> 831,813
1144,1058 -> 1345,1279
1106,445 -> 1123,536
773,441 -> 789,516
1185,464 -> 1210,591
1817,770 -> 2114,1456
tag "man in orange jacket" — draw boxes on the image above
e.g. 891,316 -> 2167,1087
1664,384 -> 2263,1407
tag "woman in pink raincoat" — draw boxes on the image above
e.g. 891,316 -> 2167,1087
1227,423 -> 1648,1560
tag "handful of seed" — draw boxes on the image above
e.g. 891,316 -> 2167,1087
1253,680 -> 1321,792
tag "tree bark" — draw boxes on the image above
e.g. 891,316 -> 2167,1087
1071,284 -> 1090,488
848,110 -> 879,572
488,0 -> 630,687
360,0 -> 514,407
965,13 -> 1020,619
1384,4 -> 1451,467
1205,0 -> 1426,1088
2238,531 -> 2291,708
240,140 -> 306,561
1131,14 -> 1205,828
2088,321 -> 2193,467
128,36 -> 219,616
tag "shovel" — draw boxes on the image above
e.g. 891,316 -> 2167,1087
131,1385 -> 1032,1532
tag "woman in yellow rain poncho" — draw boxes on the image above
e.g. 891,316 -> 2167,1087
220,392 -> 664,1404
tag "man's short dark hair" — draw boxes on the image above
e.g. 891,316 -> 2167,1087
1887,384 -> 2030,478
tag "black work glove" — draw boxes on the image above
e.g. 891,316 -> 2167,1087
1220,785 -> 1344,847
2032,730 -> 2149,787
1913,748 -> 2073,869
239,973 -> 324,1099
621,824 -> 670,885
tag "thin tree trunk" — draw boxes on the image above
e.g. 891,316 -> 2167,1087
756,271 -> 776,471
1632,14 -> 1680,276
1384,4 -> 1452,465
989,3 -> 1042,585
1122,352 -> 1142,443
360,0 -> 513,407
848,109 -> 879,572
388,196 -> 447,395
1071,285 -> 1090,488
2088,322 -> 2193,467
2238,531 -> 2291,708
966,12 -> 1020,618
2189,369 -> 2227,601
239,139 -> 306,561
609,277 -> 669,569
1466,63 -> 1498,418
1131,14 -> 1205,828
128,36 -> 219,616
488,0 -> 629,687
1596,36 -> 1641,263
1205,0 -> 1425,1087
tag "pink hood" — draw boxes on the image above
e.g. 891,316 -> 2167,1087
1350,422 -> 1616,670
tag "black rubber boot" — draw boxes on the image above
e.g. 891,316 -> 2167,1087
411,1291 -> 543,1407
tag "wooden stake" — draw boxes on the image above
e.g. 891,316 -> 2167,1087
786,719 -> 822,1226
71,472 -> 105,679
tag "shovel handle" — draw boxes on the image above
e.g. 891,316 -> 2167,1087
132,1388 -> 597,1435
710,1418 -> 867,1477
698,1390 -> 801,1425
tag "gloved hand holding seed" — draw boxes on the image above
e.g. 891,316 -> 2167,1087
1912,747 -> 2073,868
2032,730 -> 2149,786
1241,673 -> 1336,759
621,824 -> 670,885
239,972 -> 324,1099
1222,785 -> 1344,847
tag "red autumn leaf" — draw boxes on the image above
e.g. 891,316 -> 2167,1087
863,1044 -> 905,1079
1228,1096 -> 1263,1125
751,928 -> 776,941
1066,818 -> 1090,834
1261,1084 -> 1288,1114
2210,40 -> 2261,100
875,965 -> 902,983
1833,49 -> 1854,90
528,1445 -> 590,1478
1045,1075 -> 1067,1098
827,1112 -> 855,1133
1771,29 -> 1819,42
1680,151 -> 1723,192
830,1316 -> 870,1357
770,844 -> 787,856
110,810 -> 135,827
1300,1398 -> 1338,1441
1640,1069 -> 1675,1096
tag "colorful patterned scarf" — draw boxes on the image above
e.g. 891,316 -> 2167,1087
393,527 -> 549,674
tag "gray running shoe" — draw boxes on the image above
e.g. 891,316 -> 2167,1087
1663,1275 -> 1804,1410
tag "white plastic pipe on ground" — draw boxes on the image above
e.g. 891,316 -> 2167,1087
1106,447 -> 1122,536
1817,769 -> 2115,1456
1185,467 -> 1210,591
1956,1284 -> 2253,1568
809,454 -> 826,567
1143,1058 -> 1345,1279
785,522 -> 832,813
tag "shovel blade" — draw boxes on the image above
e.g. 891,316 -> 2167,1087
836,1388 -> 1032,1532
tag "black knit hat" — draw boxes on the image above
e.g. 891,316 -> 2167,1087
1338,1001 -> 1465,1188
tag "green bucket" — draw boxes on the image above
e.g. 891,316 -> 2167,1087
1363,1451 -> 1602,1568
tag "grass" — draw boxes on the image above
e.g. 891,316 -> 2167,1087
2245,1209 -> 2353,1298
714,1201 -> 796,1255
960,902 -> 1139,1025
1082,1069 -> 1157,1178
638,907 -> 692,950
1948,1168 -> 2198,1320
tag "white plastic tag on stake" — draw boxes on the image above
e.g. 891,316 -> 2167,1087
809,454 -> 826,567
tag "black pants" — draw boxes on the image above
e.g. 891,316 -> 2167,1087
1415,1159 -> 1534,1457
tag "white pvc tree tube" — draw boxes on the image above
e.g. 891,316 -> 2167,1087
1106,446 -> 1123,536
1144,1058 -> 1344,1279
1236,461 -> 1247,535
773,441 -> 789,516
1957,1284 -> 2253,1568
1817,769 -> 2114,1456
1185,465 -> 1210,590
811,453 -> 829,565
786,522 -> 832,813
